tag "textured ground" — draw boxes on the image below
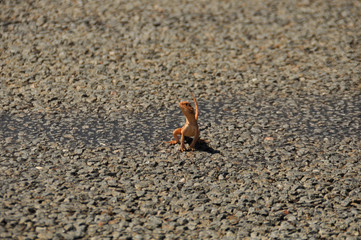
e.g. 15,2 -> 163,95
1,0 -> 361,239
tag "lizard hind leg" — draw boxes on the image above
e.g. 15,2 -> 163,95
167,128 -> 182,145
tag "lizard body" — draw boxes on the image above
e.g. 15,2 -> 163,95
168,93 -> 200,151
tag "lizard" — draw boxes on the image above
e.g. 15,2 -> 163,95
167,93 -> 200,152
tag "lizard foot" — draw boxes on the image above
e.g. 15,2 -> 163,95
179,145 -> 187,152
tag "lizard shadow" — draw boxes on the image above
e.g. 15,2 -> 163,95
184,137 -> 220,154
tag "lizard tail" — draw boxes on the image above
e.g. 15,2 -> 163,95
191,92 -> 199,121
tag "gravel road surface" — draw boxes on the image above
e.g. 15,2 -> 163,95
1,0 -> 361,239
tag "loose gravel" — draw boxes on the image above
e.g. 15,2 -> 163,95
1,0 -> 361,239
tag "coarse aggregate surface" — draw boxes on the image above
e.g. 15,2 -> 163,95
1,0 -> 361,239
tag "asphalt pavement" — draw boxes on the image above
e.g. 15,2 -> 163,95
1,0 -> 360,239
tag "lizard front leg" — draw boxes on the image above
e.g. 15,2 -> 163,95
189,128 -> 200,150
180,131 -> 186,152
167,128 -> 182,145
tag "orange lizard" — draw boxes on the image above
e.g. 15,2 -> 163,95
167,93 -> 200,152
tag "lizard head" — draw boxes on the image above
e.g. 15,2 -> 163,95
179,101 -> 195,116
